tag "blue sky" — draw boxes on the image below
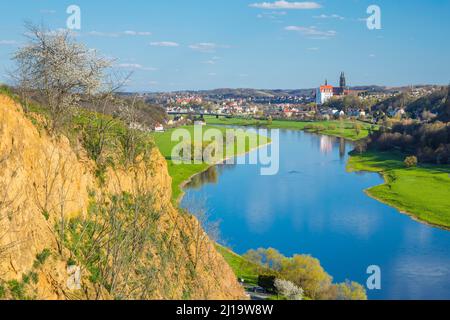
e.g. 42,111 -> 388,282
0,0 -> 449,92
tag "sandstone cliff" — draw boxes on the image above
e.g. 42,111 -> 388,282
0,94 -> 245,300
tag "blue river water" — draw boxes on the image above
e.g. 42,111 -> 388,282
180,129 -> 450,300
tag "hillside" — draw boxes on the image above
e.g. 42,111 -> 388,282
0,94 -> 245,300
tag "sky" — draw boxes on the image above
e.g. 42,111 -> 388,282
0,0 -> 449,92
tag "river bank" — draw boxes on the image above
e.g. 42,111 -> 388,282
347,150 -> 450,230
204,116 -> 375,141
152,125 -> 270,202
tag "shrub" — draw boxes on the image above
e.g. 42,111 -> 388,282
274,279 -> 304,300
7,280 -> 26,300
258,275 -> 276,293
354,141 -> 368,154
335,281 -> 368,300
34,249 -> 51,268
404,156 -> 418,168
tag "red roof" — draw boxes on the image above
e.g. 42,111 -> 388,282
320,85 -> 333,90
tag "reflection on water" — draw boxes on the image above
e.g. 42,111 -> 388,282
186,164 -> 237,190
181,129 -> 450,300
320,136 -> 333,154
320,136 -> 347,160
187,166 -> 219,190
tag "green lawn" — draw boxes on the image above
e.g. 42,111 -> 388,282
152,125 -> 269,202
348,151 -> 450,229
215,245 -> 274,286
204,116 -> 375,141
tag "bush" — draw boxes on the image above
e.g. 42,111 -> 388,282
354,141 -> 368,154
335,281 -> 368,300
258,275 -> 276,293
34,249 -> 51,268
404,156 -> 418,168
7,280 -> 26,300
274,279 -> 304,300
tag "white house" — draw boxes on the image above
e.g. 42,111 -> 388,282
154,124 -> 165,132
194,120 -> 206,126
316,84 -> 334,105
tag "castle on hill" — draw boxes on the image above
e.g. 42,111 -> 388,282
316,72 -> 352,105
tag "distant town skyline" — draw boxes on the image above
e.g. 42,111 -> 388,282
0,0 -> 449,92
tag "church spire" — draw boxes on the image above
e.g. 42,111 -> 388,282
340,72 -> 346,89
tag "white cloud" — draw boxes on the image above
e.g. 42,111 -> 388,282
150,41 -> 180,47
88,31 -> 152,38
123,30 -> 152,36
285,26 -> 337,38
208,72 -> 217,76
116,63 -> 157,71
40,9 -> 56,14
314,14 -> 345,20
256,10 -> 288,21
88,31 -> 120,38
189,43 -> 229,53
203,60 -> 217,65
249,1 -> 321,10
0,40 -> 19,45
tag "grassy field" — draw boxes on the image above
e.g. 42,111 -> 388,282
204,116 -> 375,141
348,151 -> 450,229
152,125 -> 269,202
215,245 -> 274,286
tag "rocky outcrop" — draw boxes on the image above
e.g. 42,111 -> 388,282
0,94 -> 245,300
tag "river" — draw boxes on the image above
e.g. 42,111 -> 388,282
180,129 -> 450,300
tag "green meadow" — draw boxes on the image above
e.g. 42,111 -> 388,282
215,245 -> 273,286
348,151 -> 450,229
204,116 -> 375,141
152,125 -> 270,202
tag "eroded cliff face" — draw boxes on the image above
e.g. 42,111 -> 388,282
0,94 -> 245,300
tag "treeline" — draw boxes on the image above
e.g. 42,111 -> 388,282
323,95 -> 370,112
244,248 -> 367,300
360,86 -> 450,164
366,121 -> 450,164
371,86 -> 450,120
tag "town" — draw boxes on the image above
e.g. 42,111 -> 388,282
136,73 -> 444,132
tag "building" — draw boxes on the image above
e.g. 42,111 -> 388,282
316,72 -> 354,105
316,80 -> 334,105
154,124 -> 165,132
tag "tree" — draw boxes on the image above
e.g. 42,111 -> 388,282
335,281 -> 367,300
13,24 -> 111,132
440,84 -> 450,122
274,279 -> 304,300
243,248 -> 284,271
354,123 -> 362,136
280,255 -> 333,300
404,156 -> 418,168
258,275 -> 276,293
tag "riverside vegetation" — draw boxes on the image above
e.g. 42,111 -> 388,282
152,126 -> 270,202
204,116 -> 375,141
